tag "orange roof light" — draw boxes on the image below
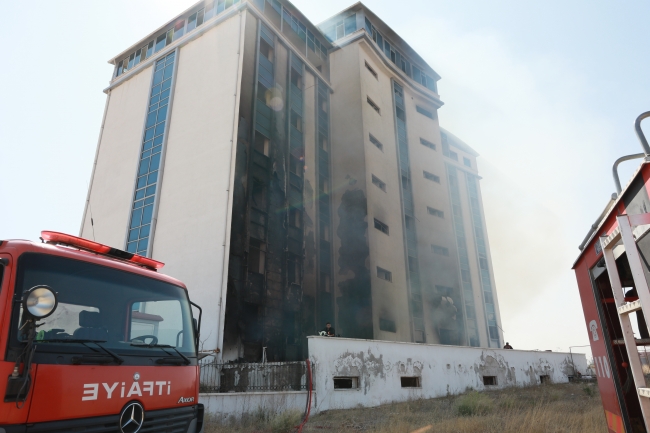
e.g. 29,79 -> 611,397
41,231 -> 165,270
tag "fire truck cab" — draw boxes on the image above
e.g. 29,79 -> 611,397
574,112 -> 650,433
0,231 -> 204,432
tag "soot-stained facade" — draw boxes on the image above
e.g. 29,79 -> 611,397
81,0 -> 504,363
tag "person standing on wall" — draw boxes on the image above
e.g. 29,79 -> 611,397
321,322 -> 335,337
503,342 -> 513,349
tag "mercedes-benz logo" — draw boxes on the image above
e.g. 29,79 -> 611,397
119,402 -> 145,433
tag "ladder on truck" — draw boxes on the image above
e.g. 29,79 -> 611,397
601,213 -> 650,429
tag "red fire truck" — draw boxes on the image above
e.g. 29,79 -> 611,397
0,231 -> 204,432
574,112 -> 650,432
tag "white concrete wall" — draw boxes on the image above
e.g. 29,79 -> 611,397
308,336 -> 587,412
200,391 -> 316,422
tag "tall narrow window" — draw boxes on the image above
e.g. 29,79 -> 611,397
126,52 -> 176,255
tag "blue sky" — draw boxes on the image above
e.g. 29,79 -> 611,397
2,0 -> 649,359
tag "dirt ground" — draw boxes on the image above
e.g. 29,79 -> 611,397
205,381 -> 607,433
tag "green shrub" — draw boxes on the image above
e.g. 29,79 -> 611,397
456,391 -> 494,416
582,384 -> 596,398
270,410 -> 302,433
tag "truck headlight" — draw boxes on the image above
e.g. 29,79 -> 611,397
23,286 -> 58,319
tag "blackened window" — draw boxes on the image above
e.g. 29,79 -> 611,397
483,376 -> 497,386
254,134 -> 270,156
379,318 -> 396,332
374,218 -> 389,235
248,238 -> 266,274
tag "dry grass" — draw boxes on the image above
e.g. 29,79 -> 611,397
205,382 -> 607,433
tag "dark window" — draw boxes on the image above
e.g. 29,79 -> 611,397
334,377 -> 358,389
420,138 -> 436,150
372,175 -> 386,191
540,375 -> 550,384
291,68 -> 302,89
427,207 -> 444,218
448,151 -> 458,161
379,318 -> 396,332
369,134 -> 383,151
254,134 -> 270,156
320,272 -> 331,292
432,245 -> 449,256
464,157 -> 471,168
260,38 -> 274,61
287,255 -> 301,284
291,111 -> 302,132
377,267 -> 392,282
423,171 -> 440,183
489,326 -> 499,340
401,377 -> 421,388
484,291 -> 494,304
374,218 -> 389,235
416,106 -> 434,119
367,97 -> 380,114
289,207 -> 301,228
483,376 -> 497,386
365,61 -> 378,79
479,257 -> 489,270
320,221 -> 330,241
248,238 -> 266,274
251,181 -> 267,209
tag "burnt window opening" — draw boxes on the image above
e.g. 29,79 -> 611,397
291,110 -> 303,132
540,375 -> 550,384
483,376 -> 497,386
369,134 -> 383,151
427,207 -> 444,218
374,218 -> 389,235
319,176 -> 329,194
289,207 -> 301,228
291,68 -> 303,89
254,134 -> 270,156
424,171 -> 440,183
290,155 -> 302,175
379,318 -> 396,333
367,97 -> 381,114
259,38 -> 274,61
287,255 -> 301,285
248,238 -> 266,274
401,377 -> 421,388
365,61 -> 378,79
432,245 -> 449,256
320,272 -> 331,293
334,377 -> 358,389
372,175 -> 386,191
320,221 -> 330,241
251,181 -> 267,209
377,267 -> 392,282
319,133 -> 328,150
257,83 -> 270,106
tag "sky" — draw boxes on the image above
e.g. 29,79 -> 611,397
3,0 -> 650,361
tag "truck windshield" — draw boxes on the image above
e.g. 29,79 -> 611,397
15,253 -> 196,357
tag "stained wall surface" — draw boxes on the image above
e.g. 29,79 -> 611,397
308,336 -> 587,411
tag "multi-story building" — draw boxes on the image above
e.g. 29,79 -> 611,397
80,0 -> 503,362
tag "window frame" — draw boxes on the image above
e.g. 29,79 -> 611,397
377,266 -> 392,282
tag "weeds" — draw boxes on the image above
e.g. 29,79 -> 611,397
205,382 -> 607,433
455,391 -> 494,416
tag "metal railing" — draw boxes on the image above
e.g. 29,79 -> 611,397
199,359 -> 312,393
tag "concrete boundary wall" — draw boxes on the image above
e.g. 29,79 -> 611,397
200,391 -> 316,422
308,336 -> 587,411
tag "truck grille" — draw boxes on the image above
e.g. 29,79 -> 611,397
22,405 -> 197,433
